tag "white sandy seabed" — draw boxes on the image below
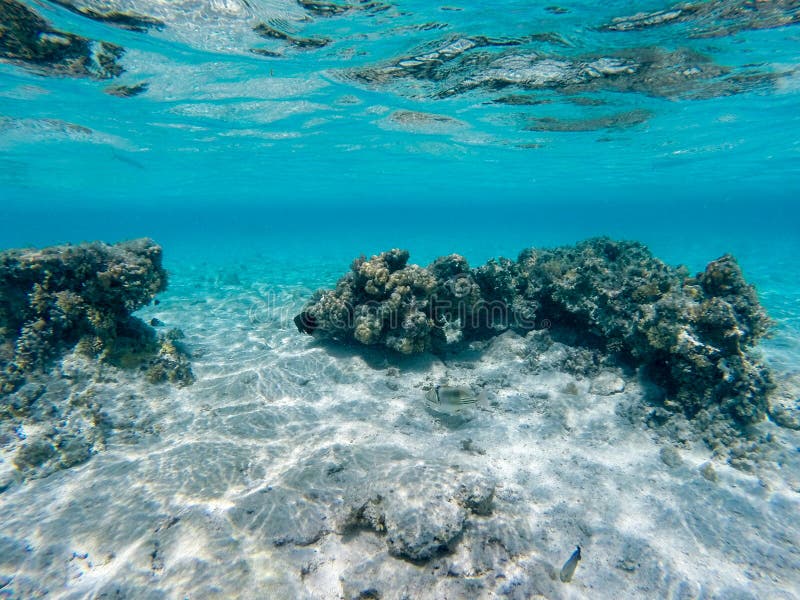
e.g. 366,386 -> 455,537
1,260 -> 799,600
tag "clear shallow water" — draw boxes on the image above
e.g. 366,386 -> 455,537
1,0 -> 799,205
1,0 -> 800,598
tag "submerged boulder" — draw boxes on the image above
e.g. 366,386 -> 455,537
0,238 -> 192,485
0,237 -> 192,394
295,237 -> 773,425
517,240 -> 773,423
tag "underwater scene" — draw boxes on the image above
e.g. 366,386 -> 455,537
1,0 -> 800,598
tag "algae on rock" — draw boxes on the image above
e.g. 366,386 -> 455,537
0,237 -> 193,394
295,237 -> 773,426
0,238 -> 193,486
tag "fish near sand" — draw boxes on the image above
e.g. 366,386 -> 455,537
560,546 -> 581,582
424,384 -> 479,416
294,311 -> 317,334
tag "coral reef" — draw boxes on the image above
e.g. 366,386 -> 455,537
0,238 -> 192,393
0,0 -> 124,79
0,238 -> 192,485
295,237 -> 773,425
517,240 -> 773,423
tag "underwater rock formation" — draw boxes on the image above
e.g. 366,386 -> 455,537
0,237 -> 192,394
600,0 -> 800,38
295,238 -> 772,425
253,22 -> 330,50
46,0 -> 165,32
0,0 -> 124,79
516,240 -> 772,424
340,467 -> 496,562
0,238 -> 192,486
344,36 -> 777,102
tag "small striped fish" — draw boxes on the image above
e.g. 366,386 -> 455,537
424,385 -> 478,415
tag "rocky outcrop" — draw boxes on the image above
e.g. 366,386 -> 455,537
295,237 -> 773,425
0,238 -> 192,486
0,238 -> 192,394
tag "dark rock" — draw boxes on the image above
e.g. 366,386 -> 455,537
105,82 -> 149,97
0,0 -> 124,79
253,23 -> 330,50
46,1 -> 165,32
297,0 -> 350,17
0,238 -> 192,392
454,475 -> 495,515
296,237 -> 772,427
250,48 -> 283,58
491,94 -> 553,105
55,432 -> 92,468
13,438 -> 57,471
297,0 -> 391,17
599,1 -> 800,38
384,501 -> 466,562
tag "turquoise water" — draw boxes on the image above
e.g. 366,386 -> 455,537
1,0 -> 799,310
2,1 -> 800,598
2,1 -> 799,261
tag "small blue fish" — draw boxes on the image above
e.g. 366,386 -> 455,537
560,546 -> 581,582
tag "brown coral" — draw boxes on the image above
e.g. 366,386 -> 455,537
296,238 -> 773,425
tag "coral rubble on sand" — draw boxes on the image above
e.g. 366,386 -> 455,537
0,238 -> 192,484
296,238 -> 773,427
